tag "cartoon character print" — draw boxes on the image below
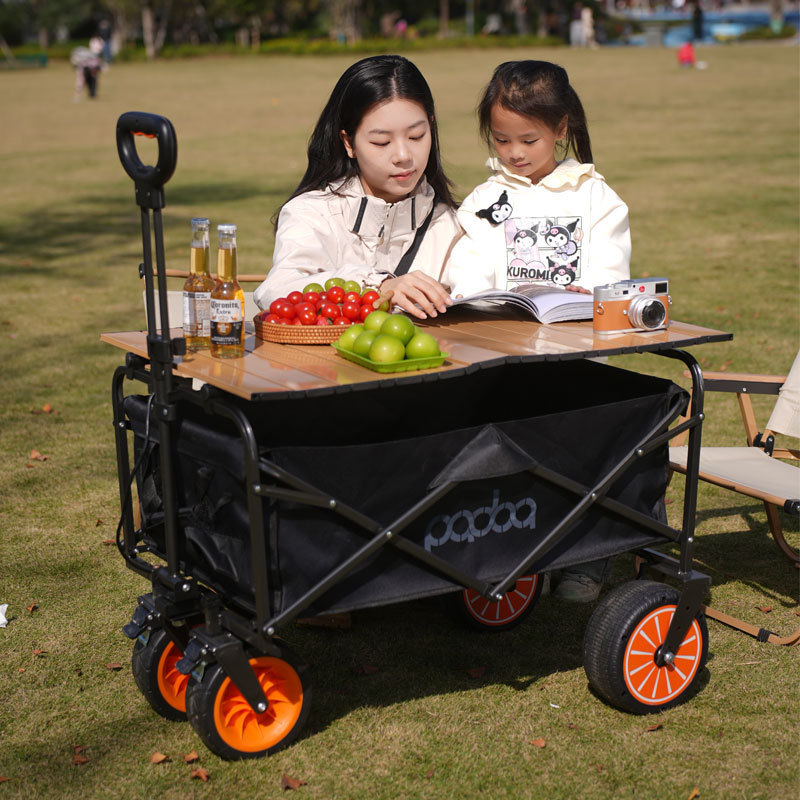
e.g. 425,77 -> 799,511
504,215 -> 584,289
476,190 -> 513,225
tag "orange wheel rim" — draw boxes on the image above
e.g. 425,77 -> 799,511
213,657 -> 304,753
623,604 -> 703,705
157,640 -> 189,713
463,575 -> 539,626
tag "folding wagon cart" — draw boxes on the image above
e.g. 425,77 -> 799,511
107,112 -> 732,760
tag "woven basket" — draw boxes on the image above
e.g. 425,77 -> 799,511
254,316 -> 349,344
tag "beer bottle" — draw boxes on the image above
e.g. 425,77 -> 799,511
210,224 -> 245,359
182,217 -> 215,351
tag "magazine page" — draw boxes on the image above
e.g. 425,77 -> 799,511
450,284 -> 593,323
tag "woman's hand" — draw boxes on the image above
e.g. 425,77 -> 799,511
380,273 -> 453,319
565,285 -> 592,294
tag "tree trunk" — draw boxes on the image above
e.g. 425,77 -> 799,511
38,26 -> 49,49
439,0 -> 449,37
328,0 -> 360,43
142,3 -> 156,58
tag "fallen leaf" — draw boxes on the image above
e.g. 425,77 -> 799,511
645,723 -> 662,732
466,666 -> 486,678
183,750 -> 199,763
101,539 -> 115,546
33,649 -> 46,657
280,773 -> 306,790
191,768 -> 210,782
25,463 -> 35,469
42,403 -> 53,414
425,767 -> 435,779
30,407 -> 44,415
72,746 -> 89,766
18,668 -> 26,673
593,764 -> 604,773
715,306 -> 725,312
353,663 -> 378,676
756,606 -> 772,614
528,737 -> 546,748
0,776 -> 10,782
95,518 -> 103,527
105,662 -> 123,671
567,723 -> 579,730
26,603 -> 38,614
794,609 -> 800,617
752,312 -> 759,318
718,360 -> 733,372
688,789 -> 700,800
73,745 -> 86,754
29,450 -> 49,461
151,752 -> 170,764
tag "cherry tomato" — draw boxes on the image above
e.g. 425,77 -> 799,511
264,313 -> 280,323
298,308 -> 317,326
333,316 -> 351,326
276,301 -> 296,320
277,318 -> 290,325
341,301 -> 361,320
360,290 -> 380,307
294,301 -> 315,315
319,292 -> 328,302
344,291 -> 361,304
319,302 -> 340,319
292,317 -> 304,326
326,285 -> 345,304
302,291 -> 321,305
359,304 -> 373,322
287,290 -> 303,305
269,298 -> 287,315
315,316 -> 331,326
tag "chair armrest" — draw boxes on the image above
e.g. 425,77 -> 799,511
701,372 -> 786,396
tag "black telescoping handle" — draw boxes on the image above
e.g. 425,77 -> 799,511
116,111 -> 177,209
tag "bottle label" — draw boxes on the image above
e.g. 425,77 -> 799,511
210,298 -> 243,345
183,291 -> 211,337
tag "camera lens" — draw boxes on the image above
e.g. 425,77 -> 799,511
629,297 -> 666,329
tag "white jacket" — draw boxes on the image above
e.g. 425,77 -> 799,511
442,158 -> 631,297
254,177 -> 461,309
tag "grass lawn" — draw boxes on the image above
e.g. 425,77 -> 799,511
0,45 -> 798,799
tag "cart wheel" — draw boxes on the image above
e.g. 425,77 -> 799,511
450,574 -> 542,631
186,649 -> 310,760
132,628 -> 189,721
583,580 -> 708,714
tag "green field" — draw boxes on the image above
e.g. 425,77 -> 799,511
0,46 -> 798,799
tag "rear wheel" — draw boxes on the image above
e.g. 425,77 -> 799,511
132,628 -> 189,721
450,574 -> 542,631
186,648 -> 310,760
583,580 -> 708,714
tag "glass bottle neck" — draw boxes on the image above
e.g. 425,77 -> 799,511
217,244 -> 237,281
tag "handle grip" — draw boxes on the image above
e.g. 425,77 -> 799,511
116,111 -> 178,209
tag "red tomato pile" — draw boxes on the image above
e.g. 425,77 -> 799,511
256,288 -> 383,327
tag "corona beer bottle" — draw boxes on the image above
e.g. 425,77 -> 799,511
182,217 -> 215,351
210,224 -> 245,359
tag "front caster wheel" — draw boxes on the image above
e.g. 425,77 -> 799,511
583,580 -> 708,714
448,574 -> 543,631
132,628 -> 189,721
186,648 -> 311,760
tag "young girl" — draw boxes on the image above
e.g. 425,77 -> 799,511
443,60 -> 630,299
254,55 -> 461,319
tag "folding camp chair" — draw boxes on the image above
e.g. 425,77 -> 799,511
669,351 -> 800,645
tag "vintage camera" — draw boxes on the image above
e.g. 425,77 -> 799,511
593,278 -> 671,334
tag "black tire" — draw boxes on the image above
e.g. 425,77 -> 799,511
186,645 -> 311,760
131,628 -> 189,722
583,580 -> 708,714
446,573 -> 543,632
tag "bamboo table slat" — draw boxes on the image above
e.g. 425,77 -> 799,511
101,309 -> 732,401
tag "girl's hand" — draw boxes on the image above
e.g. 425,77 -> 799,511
380,273 -> 453,320
566,285 -> 591,294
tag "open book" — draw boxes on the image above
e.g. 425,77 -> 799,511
449,284 -> 594,324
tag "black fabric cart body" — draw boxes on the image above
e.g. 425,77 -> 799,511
111,111 -> 727,759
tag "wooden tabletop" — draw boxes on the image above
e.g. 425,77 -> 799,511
101,308 -> 732,401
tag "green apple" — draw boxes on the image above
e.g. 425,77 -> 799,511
363,309 -> 391,332
324,277 -> 346,290
352,330 -> 378,357
380,314 -> 415,345
369,334 -> 406,363
343,280 -> 361,294
405,331 -> 440,359
302,282 -> 324,294
335,323 -> 364,351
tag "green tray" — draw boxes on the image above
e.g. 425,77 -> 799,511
332,343 -> 449,373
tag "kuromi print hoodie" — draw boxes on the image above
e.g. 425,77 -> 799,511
443,158 -> 630,297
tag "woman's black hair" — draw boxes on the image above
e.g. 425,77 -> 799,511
478,60 -> 593,164
275,54 -> 456,229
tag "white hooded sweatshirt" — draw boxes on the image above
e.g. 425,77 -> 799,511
254,176 -> 461,310
442,158 -> 631,298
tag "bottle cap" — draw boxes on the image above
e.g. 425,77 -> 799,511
191,217 -> 210,228
218,223 -> 237,235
